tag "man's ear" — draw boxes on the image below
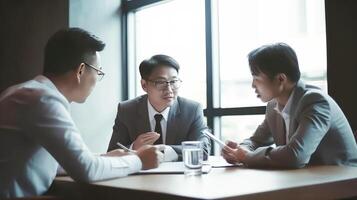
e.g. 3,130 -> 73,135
141,79 -> 148,92
76,63 -> 86,83
276,73 -> 287,84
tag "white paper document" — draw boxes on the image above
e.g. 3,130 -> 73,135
202,129 -> 226,147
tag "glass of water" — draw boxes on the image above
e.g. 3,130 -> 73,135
182,141 -> 203,176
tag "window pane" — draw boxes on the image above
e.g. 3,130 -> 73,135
218,0 -> 327,108
221,115 -> 265,143
133,0 -> 206,107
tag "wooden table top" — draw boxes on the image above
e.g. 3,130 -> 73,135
54,164 -> 357,200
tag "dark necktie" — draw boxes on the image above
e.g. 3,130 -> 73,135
154,114 -> 163,144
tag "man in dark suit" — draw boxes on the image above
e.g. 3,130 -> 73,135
108,55 -> 210,161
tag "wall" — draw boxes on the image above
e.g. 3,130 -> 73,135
325,0 -> 357,131
69,0 -> 123,152
0,0 -> 68,92
0,0 -> 123,153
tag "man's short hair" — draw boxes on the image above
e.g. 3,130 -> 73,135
139,54 -> 180,80
43,27 -> 105,75
248,43 -> 300,82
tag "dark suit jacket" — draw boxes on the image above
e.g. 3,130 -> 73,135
241,81 -> 357,168
108,95 -> 210,160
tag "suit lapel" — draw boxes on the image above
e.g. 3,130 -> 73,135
136,95 -> 151,136
286,81 -> 305,141
273,108 -> 287,146
166,98 -> 180,144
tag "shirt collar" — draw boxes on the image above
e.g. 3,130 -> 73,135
147,99 -> 170,121
274,88 -> 296,116
34,75 -> 69,104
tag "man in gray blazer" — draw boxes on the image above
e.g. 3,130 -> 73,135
222,43 -> 357,168
108,55 -> 210,161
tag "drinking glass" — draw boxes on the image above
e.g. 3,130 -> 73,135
182,141 -> 203,176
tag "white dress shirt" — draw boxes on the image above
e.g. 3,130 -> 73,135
274,89 -> 295,144
147,100 -> 170,143
0,75 -> 142,198
147,100 -> 178,161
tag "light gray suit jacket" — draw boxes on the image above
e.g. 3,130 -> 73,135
108,95 -> 210,160
241,81 -> 357,168
0,76 -> 142,198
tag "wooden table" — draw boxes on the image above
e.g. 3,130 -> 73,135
52,165 -> 357,200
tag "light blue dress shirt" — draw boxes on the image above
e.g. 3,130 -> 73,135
0,75 -> 142,198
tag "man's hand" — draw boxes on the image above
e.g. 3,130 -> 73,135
136,145 -> 160,170
236,146 -> 249,162
221,142 -> 249,164
225,140 -> 238,149
101,149 -> 130,157
132,132 -> 160,150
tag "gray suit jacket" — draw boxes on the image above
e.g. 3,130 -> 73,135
108,95 -> 210,160
241,81 -> 357,168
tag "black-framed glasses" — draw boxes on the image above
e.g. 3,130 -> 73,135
84,62 -> 105,81
147,79 -> 182,90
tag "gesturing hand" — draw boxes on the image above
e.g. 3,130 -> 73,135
132,132 -> 160,150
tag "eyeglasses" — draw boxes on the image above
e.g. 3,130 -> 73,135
84,62 -> 105,81
147,79 -> 182,90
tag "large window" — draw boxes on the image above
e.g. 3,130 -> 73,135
123,0 -> 327,153
128,0 -> 207,107
219,0 -> 327,108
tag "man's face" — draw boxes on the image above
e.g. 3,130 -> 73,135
76,52 -> 102,103
142,66 -> 179,111
251,72 -> 281,103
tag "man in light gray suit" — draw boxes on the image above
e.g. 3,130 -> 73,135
108,55 -> 210,161
222,43 -> 357,168
0,28 -> 160,198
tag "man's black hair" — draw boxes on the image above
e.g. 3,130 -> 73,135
139,54 -> 180,80
248,43 -> 300,82
43,27 -> 105,75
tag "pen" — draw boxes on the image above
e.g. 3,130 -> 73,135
116,142 -> 136,153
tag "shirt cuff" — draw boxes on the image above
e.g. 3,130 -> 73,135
112,154 -> 142,173
164,145 -> 178,162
